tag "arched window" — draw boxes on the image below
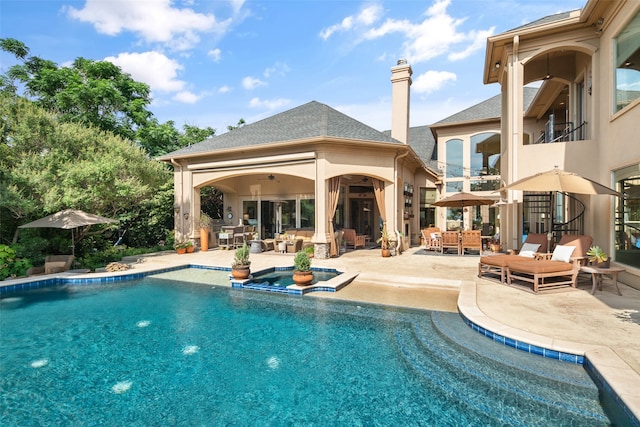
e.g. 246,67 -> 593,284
445,138 -> 463,178
470,132 -> 500,176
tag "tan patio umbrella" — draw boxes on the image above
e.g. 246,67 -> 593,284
19,209 -> 118,255
432,192 -> 496,208
497,168 -> 621,196
433,192 -> 495,230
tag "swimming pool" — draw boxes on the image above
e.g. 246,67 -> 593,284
0,276 -> 612,425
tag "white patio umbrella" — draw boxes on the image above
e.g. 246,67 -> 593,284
19,209 -> 118,255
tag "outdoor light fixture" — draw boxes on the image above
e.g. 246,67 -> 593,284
183,212 -> 190,220
542,53 -> 553,80
268,174 -> 275,181
174,204 -> 180,214
494,62 -> 500,69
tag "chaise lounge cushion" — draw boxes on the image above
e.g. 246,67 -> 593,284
507,259 -> 574,274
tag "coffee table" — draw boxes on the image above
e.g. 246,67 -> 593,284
580,265 -> 625,295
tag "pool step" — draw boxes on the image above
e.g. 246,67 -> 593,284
395,317 -> 609,426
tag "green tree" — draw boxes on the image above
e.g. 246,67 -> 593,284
0,94 -> 169,248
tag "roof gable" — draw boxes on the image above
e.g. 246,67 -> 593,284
161,101 -> 399,159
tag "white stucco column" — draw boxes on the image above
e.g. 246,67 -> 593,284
505,36 -> 524,250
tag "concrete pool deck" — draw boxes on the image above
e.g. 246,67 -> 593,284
3,246 -> 639,420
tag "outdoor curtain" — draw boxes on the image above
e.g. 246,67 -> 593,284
328,176 -> 341,257
372,178 -> 386,231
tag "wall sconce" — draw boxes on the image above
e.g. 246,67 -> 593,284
494,62 -> 500,69
174,204 -> 180,214
183,212 -> 190,220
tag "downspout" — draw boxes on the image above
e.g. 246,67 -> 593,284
170,158 -> 184,237
394,150 -> 410,253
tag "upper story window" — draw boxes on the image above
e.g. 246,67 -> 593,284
470,132 -> 500,176
614,10 -> 640,113
445,138 -> 463,178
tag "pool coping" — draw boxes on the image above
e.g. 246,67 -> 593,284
457,280 -> 640,425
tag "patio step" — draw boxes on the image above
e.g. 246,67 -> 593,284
394,314 -> 609,426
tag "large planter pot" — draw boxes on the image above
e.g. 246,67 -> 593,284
381,249 -> 391,257
186,245 -> 194,253
176,247 -> 187,254
200,228 -> 209,252
292,270 -> 313,286
592,257 -> 611,268
231,266 -> 251,279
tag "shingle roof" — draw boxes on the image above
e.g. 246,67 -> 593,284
160,100 -> 399,159
506,10 -> 580,33
382,125 -> 438,172
433,87 -> 539,125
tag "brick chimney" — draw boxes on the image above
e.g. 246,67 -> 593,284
390,59 -> 412,144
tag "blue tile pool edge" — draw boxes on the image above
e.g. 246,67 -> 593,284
0,264 -> 225,295
459,311 -> 639,426
230,266 -> 350,295
0,265 -> 349,297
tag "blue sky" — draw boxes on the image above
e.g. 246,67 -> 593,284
1,0 -> 586,134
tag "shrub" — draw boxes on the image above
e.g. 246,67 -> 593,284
0,244 -> 32,280
232,243 -> 251,267
293,250 -> 311,272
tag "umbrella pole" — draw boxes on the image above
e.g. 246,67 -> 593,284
71,228 -> 75,257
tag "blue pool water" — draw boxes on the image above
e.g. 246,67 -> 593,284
0,277 -> 612,425
250,269 -> 339,287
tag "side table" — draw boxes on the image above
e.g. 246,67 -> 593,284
580,265 -> 625,295
249,240 -> 263,254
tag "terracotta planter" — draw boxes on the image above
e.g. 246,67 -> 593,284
231,266 -> 251,279
200,228 -> 209,252
292,270 -> 313,286
186,245 -> 194,253
176,247 -> 187,254
381,249 -> 391,257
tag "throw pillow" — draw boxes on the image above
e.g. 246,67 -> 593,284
518,242 -> 541,258
551,245 -> 576,263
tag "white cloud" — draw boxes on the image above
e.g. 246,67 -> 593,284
208,48 -> 222,62
242,76 -> 267,90
104,51 -> 185,93
263,62 -> 290,78
413,70 -> 457,94
218,85 -> 232,93
319,4 -> 383,40
324,0 -> 493,66
248,97 -> 290,110
173,91 -> 202,103
66,0 -> 231,51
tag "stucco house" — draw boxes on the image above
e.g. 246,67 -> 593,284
161,0 -> 639,286
160,61 -> 440,258
482,0 -> 640,285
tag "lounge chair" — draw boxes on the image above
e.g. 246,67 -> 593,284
461,230 -> 482,255
506,234 -> 593,292
27,255 -> 75,276
421,227 -> 442,251
478,233 -> 548,284
441,231 -> 461,255
342,228 -> 366,250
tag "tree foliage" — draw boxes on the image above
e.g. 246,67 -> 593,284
0,93 -> 169,247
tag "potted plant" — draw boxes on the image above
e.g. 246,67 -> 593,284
376,228 -> 392,257
199,212 -> 213,251
587,245 -> 610,268
174,241 -> 191,254
292,250 -> 313,286
231,243 -> 251,279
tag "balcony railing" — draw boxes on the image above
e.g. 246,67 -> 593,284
533,115 -> 587,144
